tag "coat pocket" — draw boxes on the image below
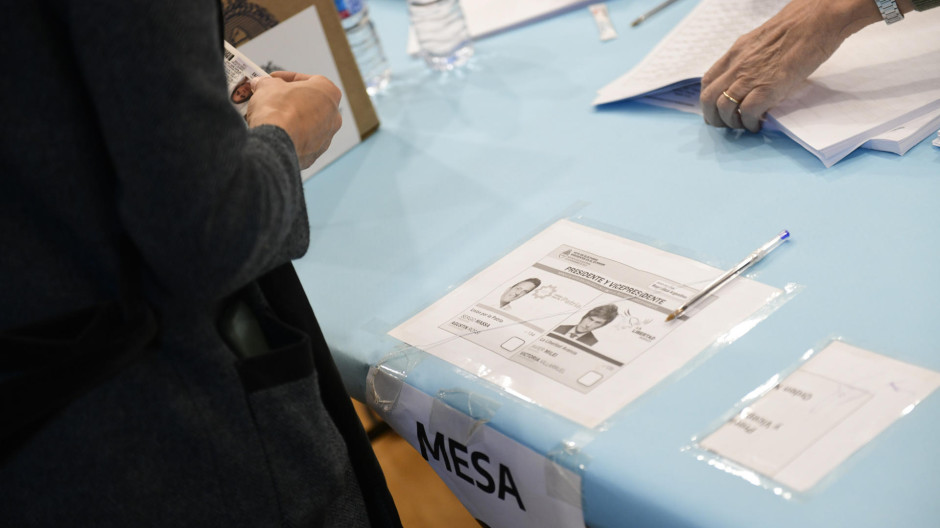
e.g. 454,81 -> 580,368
223,297 -> 315,394
220,289 -> 370,527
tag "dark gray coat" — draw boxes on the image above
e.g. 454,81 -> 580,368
0,1 -> 397,526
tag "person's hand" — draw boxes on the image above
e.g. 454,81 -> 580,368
246,72 -> 343,169
700,0 -> 885,132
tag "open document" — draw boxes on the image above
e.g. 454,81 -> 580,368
389,220 -> 783,428
595,0 -> 940,167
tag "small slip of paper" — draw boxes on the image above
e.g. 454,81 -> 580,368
589,4 -> 617,41
223,41 -> 270,117
933,129 -> 940,147
699,341 -> 940,493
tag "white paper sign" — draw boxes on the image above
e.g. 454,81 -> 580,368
378,381 -> 585,528
700,341 -> 940,492
389,220 -> 783,428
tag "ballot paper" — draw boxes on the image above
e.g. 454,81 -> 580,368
389,220 -> 783,428
699,341 -> 940,493
595,0 -> 940,167
860,107 -> 940,155
223,41 -> 269,118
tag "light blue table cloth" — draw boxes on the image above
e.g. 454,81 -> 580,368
295,1 -> 940,526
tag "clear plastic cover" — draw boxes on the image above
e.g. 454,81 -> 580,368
687,337 -> 940,498
377,216 -> 798,430
364,214 -> 801,526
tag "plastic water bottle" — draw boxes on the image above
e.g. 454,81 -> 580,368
335,0 -> 390,95
408,0 -> 474,71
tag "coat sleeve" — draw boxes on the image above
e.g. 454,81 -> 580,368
64,0 -> 310,300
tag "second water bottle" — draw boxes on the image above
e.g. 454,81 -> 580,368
335,0 -> 391,95
408,0 -> 474,71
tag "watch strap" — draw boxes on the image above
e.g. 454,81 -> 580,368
874,0 -> 904,23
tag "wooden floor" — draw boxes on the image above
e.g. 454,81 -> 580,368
353,400 -> 480,528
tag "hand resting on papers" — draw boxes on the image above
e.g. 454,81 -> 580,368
246,71 -> 343,169
700,0 -> 919,132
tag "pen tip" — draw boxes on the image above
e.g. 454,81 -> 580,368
665,313 -> 675,322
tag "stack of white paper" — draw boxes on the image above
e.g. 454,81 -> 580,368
595,0 -> 940,167
861,109 -> 940,155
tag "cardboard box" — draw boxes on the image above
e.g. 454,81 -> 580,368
221,0 -> 379,177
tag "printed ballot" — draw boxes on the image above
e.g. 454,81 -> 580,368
223,42 -> 269,118
699,341 -> 940,493
389,220 -> 783,428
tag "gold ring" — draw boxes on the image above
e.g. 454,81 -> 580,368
721,90 -> 741,105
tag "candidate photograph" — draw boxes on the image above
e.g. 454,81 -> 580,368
551,304 -> 619,346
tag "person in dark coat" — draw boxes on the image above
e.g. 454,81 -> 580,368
0,1 -> 400,526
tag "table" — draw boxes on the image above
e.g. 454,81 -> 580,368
294,1 -> 940,526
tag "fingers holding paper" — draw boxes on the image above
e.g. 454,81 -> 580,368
700,0 -> 881,132
246,72 -> 343,169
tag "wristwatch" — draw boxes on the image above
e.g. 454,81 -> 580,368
874,0 -> 904,23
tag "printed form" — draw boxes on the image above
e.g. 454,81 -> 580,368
700,341 -> 940,492
389,220 -> 782,428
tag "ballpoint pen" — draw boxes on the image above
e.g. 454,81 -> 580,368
631,0 -> 684,27
665,230 -> 790,322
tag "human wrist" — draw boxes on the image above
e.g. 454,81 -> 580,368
248,107 -> 300,138
854,0 -> 919,30
824,0 -> 884,39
